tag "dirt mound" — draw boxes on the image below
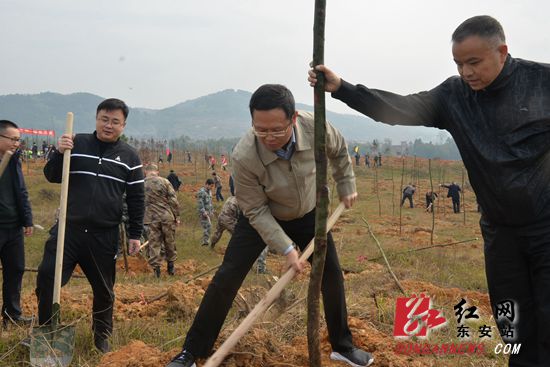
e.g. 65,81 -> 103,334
114,280 -> 208,321
99,340 -> 173,366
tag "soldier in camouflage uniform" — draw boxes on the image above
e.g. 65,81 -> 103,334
197,178 -> 215,246
144,164 -> 180,277
210,196 -> 268,273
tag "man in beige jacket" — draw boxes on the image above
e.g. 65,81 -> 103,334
167,84 -> 373,367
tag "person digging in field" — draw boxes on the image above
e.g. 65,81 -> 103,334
210,195 -> 268,274
425,191 -> 438,213
0,120 -> 34,328
144,163 -> 180,278
197,178 -> 215,246
309,15 -> 550,366
167,84 -> 373,367
400,183 -> 416,208
36,98 -> 145,354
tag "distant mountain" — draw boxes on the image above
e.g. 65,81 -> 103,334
0,90 -> 448,143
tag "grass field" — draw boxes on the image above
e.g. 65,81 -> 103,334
0,153 -> 509,366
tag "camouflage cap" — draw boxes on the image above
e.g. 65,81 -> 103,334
145,163 -> 159,172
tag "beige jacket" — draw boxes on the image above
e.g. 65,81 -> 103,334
232,111 -> 355,254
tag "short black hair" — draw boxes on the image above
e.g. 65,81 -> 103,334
0,120 -> 19,134
96,98 -> 129,120
206,178 -> 215,185
249,84 -> 295,120
452,15 -> 505,46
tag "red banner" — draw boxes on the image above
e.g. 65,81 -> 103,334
18,128 -> 55,136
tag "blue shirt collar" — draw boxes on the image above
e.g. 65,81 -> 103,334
275,128 -> 296,160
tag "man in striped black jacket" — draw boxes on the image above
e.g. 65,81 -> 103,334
36,98 -> 144,353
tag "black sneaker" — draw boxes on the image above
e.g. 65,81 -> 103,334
166,350 -> 196,367
154,266 -> 161,278
330,348 -> 374,367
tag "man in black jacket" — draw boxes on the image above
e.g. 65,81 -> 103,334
310,15 -> 550,366
441,182 -> 461,213
36,99 -> 144,353
0,120 -> 33,327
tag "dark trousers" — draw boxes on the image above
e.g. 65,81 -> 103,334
401,194 -> 413,208
215,186 -> 224,202
482,217 -> 550,366
0,228 -> 25,320
452,198 -> 460,213
183,210 -> 354,357
36,224 -> 118,339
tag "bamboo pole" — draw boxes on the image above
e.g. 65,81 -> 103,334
399,158 -> 405,235
462,167 -> 466,225
202,203 -> 345,367
441,168 -> 446,215
308,1 -> 328,364
391,163 -> 395,216
429,159 -> 434,245
411,155 -> 416,184
374,164 -> 381,216
437,163 -> 442,214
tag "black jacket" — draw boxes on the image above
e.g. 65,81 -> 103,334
442,184 -> 461,200
44,132 -> 144,239
8,150 -> 33,227
333,55 -> 550,226
166,172 -> 182,191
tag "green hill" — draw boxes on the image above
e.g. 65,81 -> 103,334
1,90 -> 451,147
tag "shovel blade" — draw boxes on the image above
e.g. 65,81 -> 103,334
29,324 -> 75,367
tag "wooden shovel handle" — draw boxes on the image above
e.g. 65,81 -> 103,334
52,113 -> 74,306
203,202 -> 345,367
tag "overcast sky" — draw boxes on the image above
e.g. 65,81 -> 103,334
1,0 -> 548,115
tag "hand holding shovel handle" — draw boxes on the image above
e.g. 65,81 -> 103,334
52,112 -> 73,328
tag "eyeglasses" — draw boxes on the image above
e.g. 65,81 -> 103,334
252,121 -> 292,138
97,117 -> 123,127
0,134 -> 21,143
